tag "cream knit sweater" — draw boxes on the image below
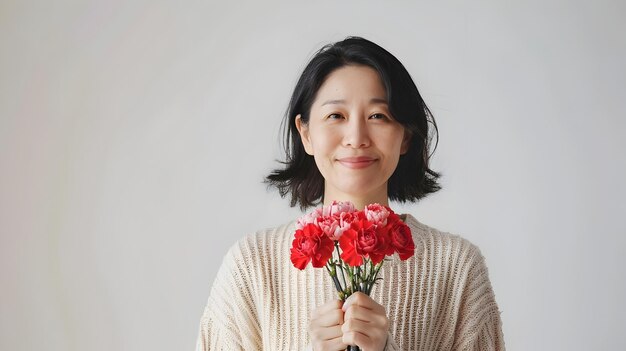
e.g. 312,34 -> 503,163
196,214 -> 505,350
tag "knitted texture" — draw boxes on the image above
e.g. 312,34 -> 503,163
196,214 -> 505,350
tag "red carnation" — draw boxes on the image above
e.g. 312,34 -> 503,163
388,220 -> 415,260
290,223 -> 334,270
384,212 -> 401,256
339,218 -> 388,266
385,211 -> 401,226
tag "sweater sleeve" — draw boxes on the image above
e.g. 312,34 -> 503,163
384,331 -> 400,351
453,244 -> 505,351
195,239 -> 262,350
472,312 -> 505,351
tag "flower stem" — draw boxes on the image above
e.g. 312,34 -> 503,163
368,261 -> 384,294
325,263 -> 343,294
334,242 -> 348,300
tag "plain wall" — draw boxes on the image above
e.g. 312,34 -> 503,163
1,1 -> 625,350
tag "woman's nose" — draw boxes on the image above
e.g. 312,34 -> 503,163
342,116 -> 371,148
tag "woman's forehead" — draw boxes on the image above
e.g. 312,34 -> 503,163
313,65 -> 387,106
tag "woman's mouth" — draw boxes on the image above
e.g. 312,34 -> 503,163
337,157 -> 377,169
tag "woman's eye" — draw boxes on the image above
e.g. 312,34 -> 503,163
370,113 -> 388,120
327,113 -> 343,120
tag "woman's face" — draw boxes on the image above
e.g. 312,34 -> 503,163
295,65 -> 411,206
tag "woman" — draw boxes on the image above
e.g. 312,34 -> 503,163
196,37 -> 505,351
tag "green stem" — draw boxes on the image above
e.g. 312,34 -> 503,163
325,263 -> 343,294
335,242 -> 348,298
356,265 -> 361,292
368,261 -> 384,294
347,264 -> 356,293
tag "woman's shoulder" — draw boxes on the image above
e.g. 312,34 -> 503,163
239,219 -> 295,247
223,219 -> 297,265
403,213 -> 487,265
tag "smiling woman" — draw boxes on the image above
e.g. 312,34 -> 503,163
295,65 -> 411,210
195,37 -> 505,351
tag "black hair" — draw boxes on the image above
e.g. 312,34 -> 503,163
265,36 -> 441,211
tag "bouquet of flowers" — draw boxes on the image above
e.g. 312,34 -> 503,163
290,201 -> 415,350
291,201 -> 415,350
291,201 -> 415,301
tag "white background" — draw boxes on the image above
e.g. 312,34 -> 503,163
1,1 -> 625,350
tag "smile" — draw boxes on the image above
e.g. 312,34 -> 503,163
337,157 -> 378,169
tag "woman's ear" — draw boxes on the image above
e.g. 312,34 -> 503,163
400,129 -> 412,155
295,114 -> 314,155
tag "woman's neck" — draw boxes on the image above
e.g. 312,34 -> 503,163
322,192 -> 389,210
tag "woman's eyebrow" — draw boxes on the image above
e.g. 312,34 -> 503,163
320,99 -> 345,106
321,98 -> 388,106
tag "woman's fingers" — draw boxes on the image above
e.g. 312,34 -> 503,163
341,330 -> 372,350
343,303 -> 388,328
342,316 -> 373,334
342,293 -> 389,330
312,299 -> 343,318
309,295 -> 389,351
326,335 -> 349,351
309,299 -> 349,350
340,293 -> 390,351
342,292 -> 386,315
310,323 -> 343,342
311,300 -> 344,328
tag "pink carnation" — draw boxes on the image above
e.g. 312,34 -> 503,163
364,203 -> 390,226
317,216 -> 343,240
295,207 -> 322,230
338,211 -> 358,234
322,200 -> 356,217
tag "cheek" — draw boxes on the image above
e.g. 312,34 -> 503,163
309,128 -> 339,153
376,130 -> 404,153
379,131 -> 405,170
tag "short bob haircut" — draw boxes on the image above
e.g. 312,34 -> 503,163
265,36 -> 441,211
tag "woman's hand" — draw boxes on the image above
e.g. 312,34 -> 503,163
341,292 -> 389,351
309,299 -> 349,351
